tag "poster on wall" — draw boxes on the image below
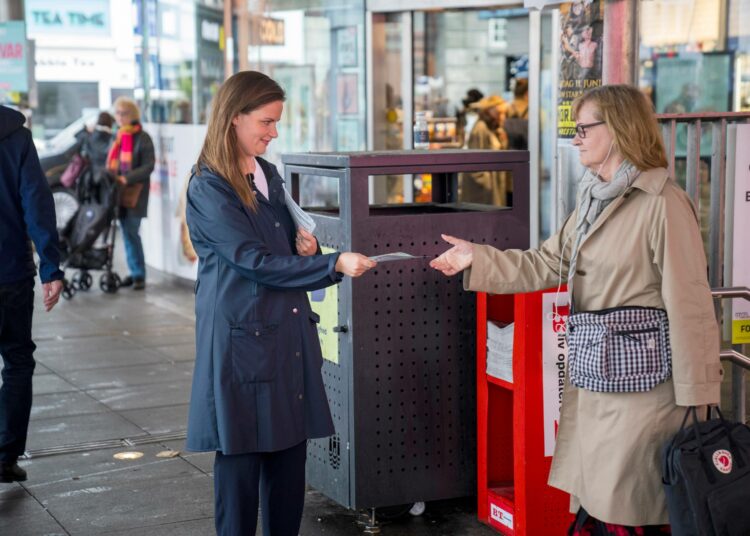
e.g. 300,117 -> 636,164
142,123 -> 206,281
542,292 -> 569,457
557,0 -> 604,138
732,124 -> 750,344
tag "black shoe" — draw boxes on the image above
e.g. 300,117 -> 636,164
133,278 -> 145,291
120,276 -> 134,287
0,462 -> 27,483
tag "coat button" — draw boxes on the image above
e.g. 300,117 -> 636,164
576,270 -> 586,276
275,222 -> 280,228
295,351 -> 301,357
255,331 -> 260,336
292,307 -> 299,314
298,394 -> 303,400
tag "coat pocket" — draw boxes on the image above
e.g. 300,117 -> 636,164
230,322 -> 279,383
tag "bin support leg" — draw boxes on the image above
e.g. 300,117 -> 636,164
362,508 -> 380,534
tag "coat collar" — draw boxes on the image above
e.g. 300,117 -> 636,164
252,157 -> 284,207
578,167 -> 669,248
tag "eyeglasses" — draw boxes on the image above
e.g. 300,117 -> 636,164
575,121 -> 606,139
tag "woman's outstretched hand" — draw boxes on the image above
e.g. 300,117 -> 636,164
429,234 -> 474,276
335,253 -> 377,277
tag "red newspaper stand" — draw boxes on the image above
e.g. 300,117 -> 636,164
476,289 -> 575,535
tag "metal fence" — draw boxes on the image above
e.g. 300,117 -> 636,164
658,111 -> 750,423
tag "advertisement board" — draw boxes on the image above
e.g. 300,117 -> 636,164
542,292 -> 569,456
0,22 -> 28,93
732,124 -> 750,344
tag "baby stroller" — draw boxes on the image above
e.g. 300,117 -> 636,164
59,169 -> 122,299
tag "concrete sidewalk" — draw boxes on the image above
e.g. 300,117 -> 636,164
1,269 -> 494,536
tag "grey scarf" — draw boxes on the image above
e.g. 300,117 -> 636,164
567,160 -> 641,302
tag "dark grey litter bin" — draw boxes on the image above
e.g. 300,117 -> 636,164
281,150 -> 530,510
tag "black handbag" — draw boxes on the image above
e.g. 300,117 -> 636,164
662,406 -> 750,535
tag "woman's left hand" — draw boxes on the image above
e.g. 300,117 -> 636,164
116,175 -> 127,186
295,228 -> 317,256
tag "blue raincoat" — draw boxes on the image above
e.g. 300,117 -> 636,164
185,157 -> 340,454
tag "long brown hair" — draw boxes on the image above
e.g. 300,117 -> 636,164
572,84 -> 668,171
196,71 -> 285,210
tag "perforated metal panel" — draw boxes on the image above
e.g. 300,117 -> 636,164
283,150 -> 530,510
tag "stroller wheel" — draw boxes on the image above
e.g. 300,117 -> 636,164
62,279 -> 75,300
79,271 -> 93,291
100,273 -> 121,294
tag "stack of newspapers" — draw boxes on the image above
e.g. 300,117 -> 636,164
486,321 -> 514,383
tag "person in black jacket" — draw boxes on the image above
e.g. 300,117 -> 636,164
0,105 -> 64,483
107,97 -> 155,290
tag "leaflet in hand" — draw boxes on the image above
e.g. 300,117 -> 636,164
368,252 -> 426,263
283,185 -> 316,233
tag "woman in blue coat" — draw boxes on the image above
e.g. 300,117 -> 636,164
185,71 -> 376,536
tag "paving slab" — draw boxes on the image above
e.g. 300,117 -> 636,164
36,347 -> 168,373
30,391 -> 110,420
85,380 -> 192,411
27,412 -> 147,451
63,361 -> 193,391
33,373 -> 79,395
0,494 -> 67,536
124,328 -> 196,348
119,404 -> 189,435
34,335 -> 136,357
34,455 -> 213,535
153,343 -> 196,362
100,517 -> 215,536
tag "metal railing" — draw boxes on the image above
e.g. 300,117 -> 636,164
711,287 -> 750,423
656,112 -> 750,289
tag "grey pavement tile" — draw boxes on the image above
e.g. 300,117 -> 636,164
63,361 -> 193,391
100,517 -> 215,535
31,391 -> 109,420
127,330 -> 196,348
36,347 -> 168,373
0,482 -> 28,501
33,374 -> 79,395
34,336 -> 137,357
119,404 -> 189,435
27,412 -> 147,451
22,444 -> 192,491
153,343 -> 196,362
34,457 -> 213,535
0,494 -> 67,536
85,380 -> 192,411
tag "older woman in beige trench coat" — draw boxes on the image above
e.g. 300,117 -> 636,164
431,85 -> 722,533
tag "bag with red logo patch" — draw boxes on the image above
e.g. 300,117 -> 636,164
662,406 -> 750,535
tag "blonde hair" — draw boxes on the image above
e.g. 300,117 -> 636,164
572,84 -> 668,171
196,71 -> 285,210
113,97 -> 141,122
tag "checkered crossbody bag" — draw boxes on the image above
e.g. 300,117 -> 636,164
567,306 -> 672,393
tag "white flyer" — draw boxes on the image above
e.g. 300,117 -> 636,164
368,252 -> 426,263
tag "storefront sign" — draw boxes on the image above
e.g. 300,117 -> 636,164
309,248 -> 340,364
557,0 -> 604,138
0,22 -> 28,93
542,292 -> 569,457
732,124 -> 750,344
251,16 -> 285,46
25,0 -> 110,37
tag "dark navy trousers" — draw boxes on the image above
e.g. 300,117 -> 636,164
0,278 -> 36,464
214,440 -> 307,536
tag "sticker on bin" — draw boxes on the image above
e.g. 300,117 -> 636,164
490,503 -> 514,529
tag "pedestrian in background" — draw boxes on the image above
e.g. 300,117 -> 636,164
107,97 -> 154,291
185,70 -> 376,536
82,111 -> 115,186
0,105 -> 64,483
431,84 -> 720,534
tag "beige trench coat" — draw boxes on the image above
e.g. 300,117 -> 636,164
464,168 -> 722,525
